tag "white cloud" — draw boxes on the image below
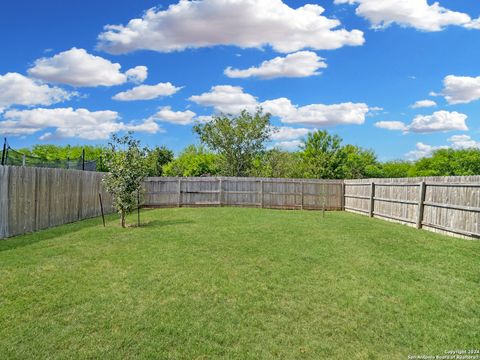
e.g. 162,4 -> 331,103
196,115 -> 214,123
465,18 -> 480,30
409,111 -> 468,133
224,51 -> 327,79
112,82 -> 182,101
125,66 -> 148,84
439,75 -> 480,104
190,86 -> 372,127
0,107 -> 162,140
0,72 -> 74,110
189,85 -> 258,114
273,140 -> 303,151
405,142 -> 448,160
270,126 -> 312,150
149,106 -> 196,125
335,0 -> 473,31
376,111 -> 468,133
28,48 -> 147,87
262,97 -> 370,126
97,0 -> 364,54
271,126 -> 311,141
405,135 -> 480,160
411,99 -> 437,108
374,121 -> 408,131
448,135 -> 480,149
260,97 -> 295,118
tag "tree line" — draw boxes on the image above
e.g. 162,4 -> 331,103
19,109 -> 480,179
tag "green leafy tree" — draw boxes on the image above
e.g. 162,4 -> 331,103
379,160 -> 413,178
146,146 -> 174,176
340,144 -> 379,179
251,149 -> 303,178
301,130 -> 346,179
409,148 -> 480,176
102,133 -> 148,228
17,144 -> 108,170
20,144 -> 105,161
193,109 -> 273,176
162,145 -> 220,177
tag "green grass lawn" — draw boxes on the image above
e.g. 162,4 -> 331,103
0,208 -> 479,359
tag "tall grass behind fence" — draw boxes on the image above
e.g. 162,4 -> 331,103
0,165 -> 114,239
344,176 -> 480,239
143,177 -> 344,210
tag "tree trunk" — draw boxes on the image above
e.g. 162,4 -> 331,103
121,211 -> 126,228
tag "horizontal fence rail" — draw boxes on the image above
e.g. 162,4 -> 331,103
0,165 -> 114,239
344,176 -> 480,239
143,177 -> 344,211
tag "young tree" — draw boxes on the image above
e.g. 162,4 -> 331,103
102,133 -> 148,228
193,109 -> 273,176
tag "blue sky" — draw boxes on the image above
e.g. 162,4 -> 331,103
0,0 -> 479,160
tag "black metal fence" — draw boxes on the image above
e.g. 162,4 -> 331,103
1,138 -> 97,171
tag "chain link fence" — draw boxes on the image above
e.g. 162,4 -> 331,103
1,138 -> 97,171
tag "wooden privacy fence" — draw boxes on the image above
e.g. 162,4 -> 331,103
0,165 -> 114,239
344,176 -> 480,239
143,177 -> 344,210
2,165 -> 480,240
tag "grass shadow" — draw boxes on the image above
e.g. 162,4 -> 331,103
0,214 -> 117,253
139,219 -> 195,228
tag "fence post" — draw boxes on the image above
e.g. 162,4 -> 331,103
219,178 -> 223,206
177,178 -> 182,207
82,149 -> 85,171
99,193 -> 106,227
260,180 -> 264,208
341,182 -> 346,211
322,184 -> 326,217
1,138 -> 6,166
416,181 -> 426,229
369,182 -> 375,217
300,181 -> 304,210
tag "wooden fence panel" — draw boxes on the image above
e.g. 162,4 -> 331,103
143,178 -> 178,207
0,166 -> 8,238
344,182 -> 370,214
222,179 -> 260,207
181,178 -> 220,206
345,176 -> 480,239
3,168 -> 480,240
143,177 -> 344,210
0,165 -> 114,239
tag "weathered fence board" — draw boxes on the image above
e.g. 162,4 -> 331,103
143,177 -> 344,210
345,176 -> 480,239
0,165 -> 114,239
2,166 -> 480,240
